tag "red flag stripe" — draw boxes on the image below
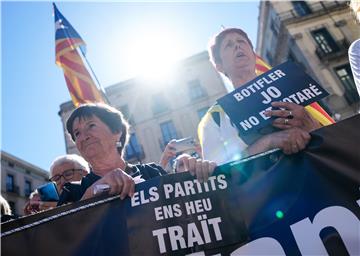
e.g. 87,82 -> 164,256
64,68 -> 102,102
255,65 -> 269,73
77,79 -> 99,101
64,74 -> 84,104
56,45 -> 84,63
64,50 -> 86,65
59,55 -> 91,79
56,38 -> 85,49
59,54 -> 95,84
309,102 -> 335,122
61,64 -> 96,85
56,38 -> 84,55
66,76 -> 99,104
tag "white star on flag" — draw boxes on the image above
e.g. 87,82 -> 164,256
55,19 -> 66,31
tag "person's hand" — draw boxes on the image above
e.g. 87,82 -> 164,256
182,157 -> 217,183
174,154 -> 191,173
82,168 -> 135,201
24,200 -> 38,215
24,192 -> 41,215
39,201 -> 57,211
159,140 -> 177,169
266,127 -> 311,155
265,102 -> 321,132
24,192 -> 56,214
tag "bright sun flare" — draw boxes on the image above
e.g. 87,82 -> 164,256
126,29 -> 185,83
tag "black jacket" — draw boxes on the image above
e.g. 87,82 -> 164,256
58,163 -> 167,206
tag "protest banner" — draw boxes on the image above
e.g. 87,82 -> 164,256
217,61 -> 329,144
2,115 -> 359,255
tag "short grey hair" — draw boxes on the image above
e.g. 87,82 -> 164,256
49,154 -> 90,177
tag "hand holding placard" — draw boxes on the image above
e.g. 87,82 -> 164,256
217,61 -> 329,144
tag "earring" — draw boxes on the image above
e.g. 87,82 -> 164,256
116,141 -> 122,148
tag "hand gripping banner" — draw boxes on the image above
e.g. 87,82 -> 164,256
2,115 -> 360,255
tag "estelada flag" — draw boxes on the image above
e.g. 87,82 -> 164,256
255,55 -> 335,126
53,3 -> 105,107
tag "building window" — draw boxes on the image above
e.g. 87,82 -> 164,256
6,174 -> 14,192
311,28 -> 339,54
270,20 -> 278,36
8,162 -> 14,168
125,134 -> 143,160
160,121 -> 178,145
335,64 -> 359,105
152,93 -> 169,115
188,80 -> 206,101
197,107 -> 209,120
24,180 -> 32,197
292,1 -> 312,16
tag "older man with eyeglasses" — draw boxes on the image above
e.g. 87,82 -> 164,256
24,154 -> 89,215
49,154 -> 90,193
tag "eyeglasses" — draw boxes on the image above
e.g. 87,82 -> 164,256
49,169 -> 83,183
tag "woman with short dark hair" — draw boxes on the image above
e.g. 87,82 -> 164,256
59,103 -> 216,205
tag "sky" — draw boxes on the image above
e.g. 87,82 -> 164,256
1,1 -> 260,171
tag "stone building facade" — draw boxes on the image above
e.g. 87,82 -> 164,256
257,1 -> 360,119
1,151 -> 49,216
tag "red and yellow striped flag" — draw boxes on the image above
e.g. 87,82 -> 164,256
255,55 -> 335,126
53,3 -> 104,107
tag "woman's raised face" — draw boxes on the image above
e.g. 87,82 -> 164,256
216,32 -> 256,78
72,115 -> 120,161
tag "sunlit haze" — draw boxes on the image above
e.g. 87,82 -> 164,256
127,27 -> 185,81
2,1 -> 259,170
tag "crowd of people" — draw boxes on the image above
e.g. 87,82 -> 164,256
2,1 -> 359,221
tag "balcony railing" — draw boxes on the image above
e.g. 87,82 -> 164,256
315,39 -> 349,62
278,1 -> 348,23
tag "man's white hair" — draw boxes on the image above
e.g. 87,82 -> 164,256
49,154 -> 90,177
0,195 -> 12,215
350,0 -> 360,22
